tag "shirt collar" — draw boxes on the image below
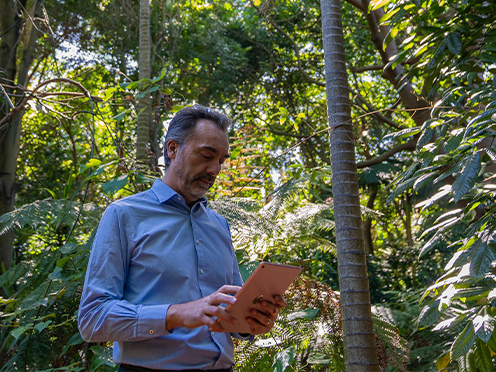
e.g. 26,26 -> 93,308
151,179 -> 208,206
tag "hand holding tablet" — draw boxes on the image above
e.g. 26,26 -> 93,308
217,262 -> 302,334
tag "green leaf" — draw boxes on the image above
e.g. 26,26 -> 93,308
446,31 -> 463,55
136,172 -> 155,184
63,172 -> 74,199
470,242 -> 496,279
102,87 -> 117,101
151,67 -> 167,83
89,344 -> 116,371
34,320 -> 52,333
487,330 -> 496,353
382,126 -> 421,142
474,338 -> 494,372
171,105 -> 184,113
474,313 -> 495,343
112,110 -> 128,121
60,332 -> 84,357
451,321 -> 476,360
102,175 -> 128,195
435,352 -> 451,371
60,242 -> 78,254
11,323 -> 33,340
237,261 -> 259,282
369,0 -> 394,11
418,300 -> 442,328
136,85 -> 159,98
230,146 -> 242,160
80,158 -> 102,173
285,308 -> 319,321
86,160 -> 118,180
445,130 -> 464,152
272,346 -> 296,372
417,127 -> 435,149
413,172 -> 436,191
453,152 -> 481,202
308,353 -> 333,364
56,256 -> 71,268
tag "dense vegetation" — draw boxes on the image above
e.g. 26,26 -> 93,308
1,0 -> 495,370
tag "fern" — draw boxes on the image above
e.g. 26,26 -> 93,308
235,277 -> 409,371
0,199 -> 102,371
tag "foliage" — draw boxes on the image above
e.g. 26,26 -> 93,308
0,198 -> 104,371
5,0 -> 496,370
381,0 -> 496,368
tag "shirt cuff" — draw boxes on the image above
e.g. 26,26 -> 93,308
138,304 -> 171,337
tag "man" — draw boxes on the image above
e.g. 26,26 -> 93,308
78,105 -> 285,372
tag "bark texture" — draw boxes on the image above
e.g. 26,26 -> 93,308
0,0 -> 41,273
136,0 -> 153,165
320,0 -> 380,370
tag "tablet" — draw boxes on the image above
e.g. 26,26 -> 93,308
218,262 -> 302,334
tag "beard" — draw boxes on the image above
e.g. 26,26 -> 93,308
175,168 -> 216,200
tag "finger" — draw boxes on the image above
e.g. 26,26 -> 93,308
246,317 -> 269,335
260,300 -> 277,315
207,305 -> 237,324
209,292 -> 238,306
204,316 -> 225,332
249,309 -> 272,326
273,295 -> 287,308
217,285 -> 241,294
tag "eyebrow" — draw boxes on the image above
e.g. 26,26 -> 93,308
202,145 -> 230,159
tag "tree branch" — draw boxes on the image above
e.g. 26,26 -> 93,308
344,0 -> 366,12
0,78 -> 94,128
352,88 -> 403,129
357,139 -> 417,168
349,64 -> 384,73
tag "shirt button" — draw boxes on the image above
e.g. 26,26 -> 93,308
178,197 -> 182,201
200,269 -> 204,274
196,240 -> 200,244
149,329 -> 154,335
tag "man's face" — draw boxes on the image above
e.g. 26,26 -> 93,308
166,119 -> 229,206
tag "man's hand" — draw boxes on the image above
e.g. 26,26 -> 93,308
166,285 -> 240,332
246,294 -> 287,335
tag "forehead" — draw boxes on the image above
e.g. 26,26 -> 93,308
187,119 -> 229,153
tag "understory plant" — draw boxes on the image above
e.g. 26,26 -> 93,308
381,0 -> 496,368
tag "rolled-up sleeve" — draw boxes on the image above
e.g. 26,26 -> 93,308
78,205 -> 171,342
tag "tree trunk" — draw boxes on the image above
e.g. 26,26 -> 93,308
363,184 -> 378,254
0,0 -> 41,273
136,0 -> 153,166
320,0 -> 380,370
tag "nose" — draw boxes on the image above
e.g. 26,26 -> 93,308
206,161 -> 221,177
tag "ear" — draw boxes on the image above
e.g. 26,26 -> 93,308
167,140 -> 179,160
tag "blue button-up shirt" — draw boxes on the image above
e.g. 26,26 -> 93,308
78,180 -> 248,370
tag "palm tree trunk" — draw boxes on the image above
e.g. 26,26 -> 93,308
320,0 -> 380,370
136,0 -> 153,165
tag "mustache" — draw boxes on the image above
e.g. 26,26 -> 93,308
193,172 -> 215,184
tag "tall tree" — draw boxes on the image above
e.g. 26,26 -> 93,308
320,0 -> 380,370
0,0 -> 42,273
136,0 -> 154,168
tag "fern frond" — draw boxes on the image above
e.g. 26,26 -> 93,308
0,199 -> 79,236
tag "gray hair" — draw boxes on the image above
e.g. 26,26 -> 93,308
163,104 -> 232,168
